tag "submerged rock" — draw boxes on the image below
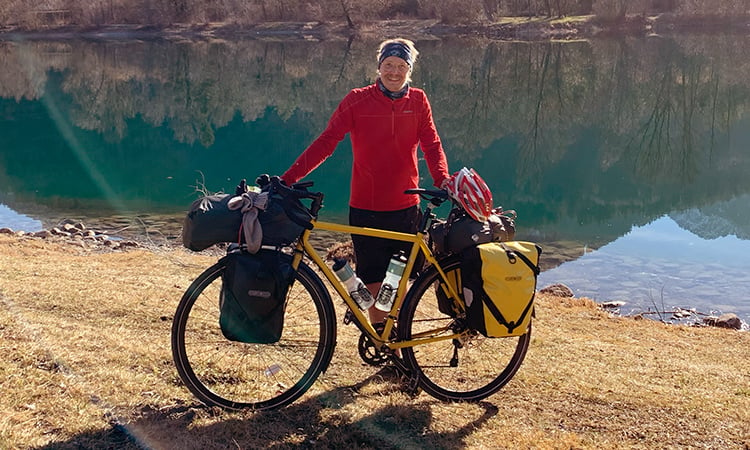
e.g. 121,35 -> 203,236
600,300 -> 626,309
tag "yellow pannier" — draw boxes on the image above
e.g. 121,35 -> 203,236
461,241 -> 541,337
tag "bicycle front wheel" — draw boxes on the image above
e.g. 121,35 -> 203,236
171,259 -> 336,410
398,256 -> 531,402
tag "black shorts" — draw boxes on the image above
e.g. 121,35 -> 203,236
349,205 -> 421,284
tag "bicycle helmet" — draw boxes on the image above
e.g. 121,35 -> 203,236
444,167 -> 494,222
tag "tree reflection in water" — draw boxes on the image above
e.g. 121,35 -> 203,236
2,35 -> 750,318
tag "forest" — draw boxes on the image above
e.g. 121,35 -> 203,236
0,0 -> 748,30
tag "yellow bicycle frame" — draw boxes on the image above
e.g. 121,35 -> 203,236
290,218 -> 465,351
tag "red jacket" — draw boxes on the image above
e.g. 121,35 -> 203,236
281,83 -> 449,211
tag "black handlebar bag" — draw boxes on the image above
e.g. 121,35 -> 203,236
182,188 -> 313,251
182,194 -> 242,251
218,250 -> 296,344
258,189 -> 314,247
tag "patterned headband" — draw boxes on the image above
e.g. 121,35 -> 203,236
379,42 -> 413,67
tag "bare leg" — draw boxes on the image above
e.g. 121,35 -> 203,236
366,282 -> 386,324
366,281 -> 403,359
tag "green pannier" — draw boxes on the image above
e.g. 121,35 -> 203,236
219,249 -> 295,344
460,241 -> 541,337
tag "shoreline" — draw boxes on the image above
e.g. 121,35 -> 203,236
2,15 -> 750,43
0,223 -> 746,331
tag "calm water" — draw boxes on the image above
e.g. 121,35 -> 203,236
1,35 -> 749,323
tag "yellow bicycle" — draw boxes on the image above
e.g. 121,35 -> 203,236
171,178 -> 531,410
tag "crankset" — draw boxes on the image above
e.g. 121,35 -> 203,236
357,323 -> 396,366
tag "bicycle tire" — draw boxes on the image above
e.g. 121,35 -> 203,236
171,259 -> 336,410
398,255 -> 531,402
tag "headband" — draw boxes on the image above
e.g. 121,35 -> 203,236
379,42 -> 413,67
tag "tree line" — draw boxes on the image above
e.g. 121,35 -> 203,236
1,0 -> 748,30
3,36 -> 748,157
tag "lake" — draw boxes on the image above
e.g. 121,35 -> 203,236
1,34 -> 749,324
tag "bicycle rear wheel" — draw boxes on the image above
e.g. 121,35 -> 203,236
398,255 -> 531,402
171,259 -> 336,410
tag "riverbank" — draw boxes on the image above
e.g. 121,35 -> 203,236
3,14 -> 750,42
0,233 -> 747,448
1,219 -> 747,330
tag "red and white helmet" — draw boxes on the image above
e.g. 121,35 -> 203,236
444,167 -> 494,222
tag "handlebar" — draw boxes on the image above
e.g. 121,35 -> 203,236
265,176 -> 325,218
404,188 -> 450,207
403,188 -> 451,233
251,175 -> 449,224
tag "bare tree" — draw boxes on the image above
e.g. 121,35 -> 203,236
340,0 -> 355,28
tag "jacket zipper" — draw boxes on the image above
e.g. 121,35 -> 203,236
391,102 -> 396,135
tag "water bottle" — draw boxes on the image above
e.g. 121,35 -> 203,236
332,258 -> 375,310
374,252 -> 408,312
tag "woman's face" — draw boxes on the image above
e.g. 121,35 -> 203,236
378,56 -> 411,92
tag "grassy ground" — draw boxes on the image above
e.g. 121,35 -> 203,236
0,234 -> 748,449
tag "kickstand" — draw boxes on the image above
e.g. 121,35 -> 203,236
449,340 -> 460,367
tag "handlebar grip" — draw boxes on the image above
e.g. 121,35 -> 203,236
404,188 -> 449,198
292,181 -> 314,189
404,188 -> 450,207
270,176 -> 318,198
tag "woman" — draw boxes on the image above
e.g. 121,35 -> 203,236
281,38 -> 450,325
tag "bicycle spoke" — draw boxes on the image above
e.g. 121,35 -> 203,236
398,256 -> 530,402
172,261 -> 336,410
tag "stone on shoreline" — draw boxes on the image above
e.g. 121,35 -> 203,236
703,313 -> 742,330
538,283 -> 574,297
0,222 -> 140,251
325,240 -> 355,264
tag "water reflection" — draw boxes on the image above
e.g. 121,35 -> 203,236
539,213 -> 750,321
1,35 -> 749,319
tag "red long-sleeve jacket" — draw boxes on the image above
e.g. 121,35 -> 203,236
281,83 -> 449,211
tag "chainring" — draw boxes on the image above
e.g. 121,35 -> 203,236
357,323 -> 396,366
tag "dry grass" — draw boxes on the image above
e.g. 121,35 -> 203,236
0,234 -> 748,449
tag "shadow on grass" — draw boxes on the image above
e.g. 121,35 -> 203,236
32,369 -> 500,449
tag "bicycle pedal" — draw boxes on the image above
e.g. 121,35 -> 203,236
389,357 -> 411,376
389,359 -> 420,395
343,310 -> 354,325
402,373 -> 422,397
